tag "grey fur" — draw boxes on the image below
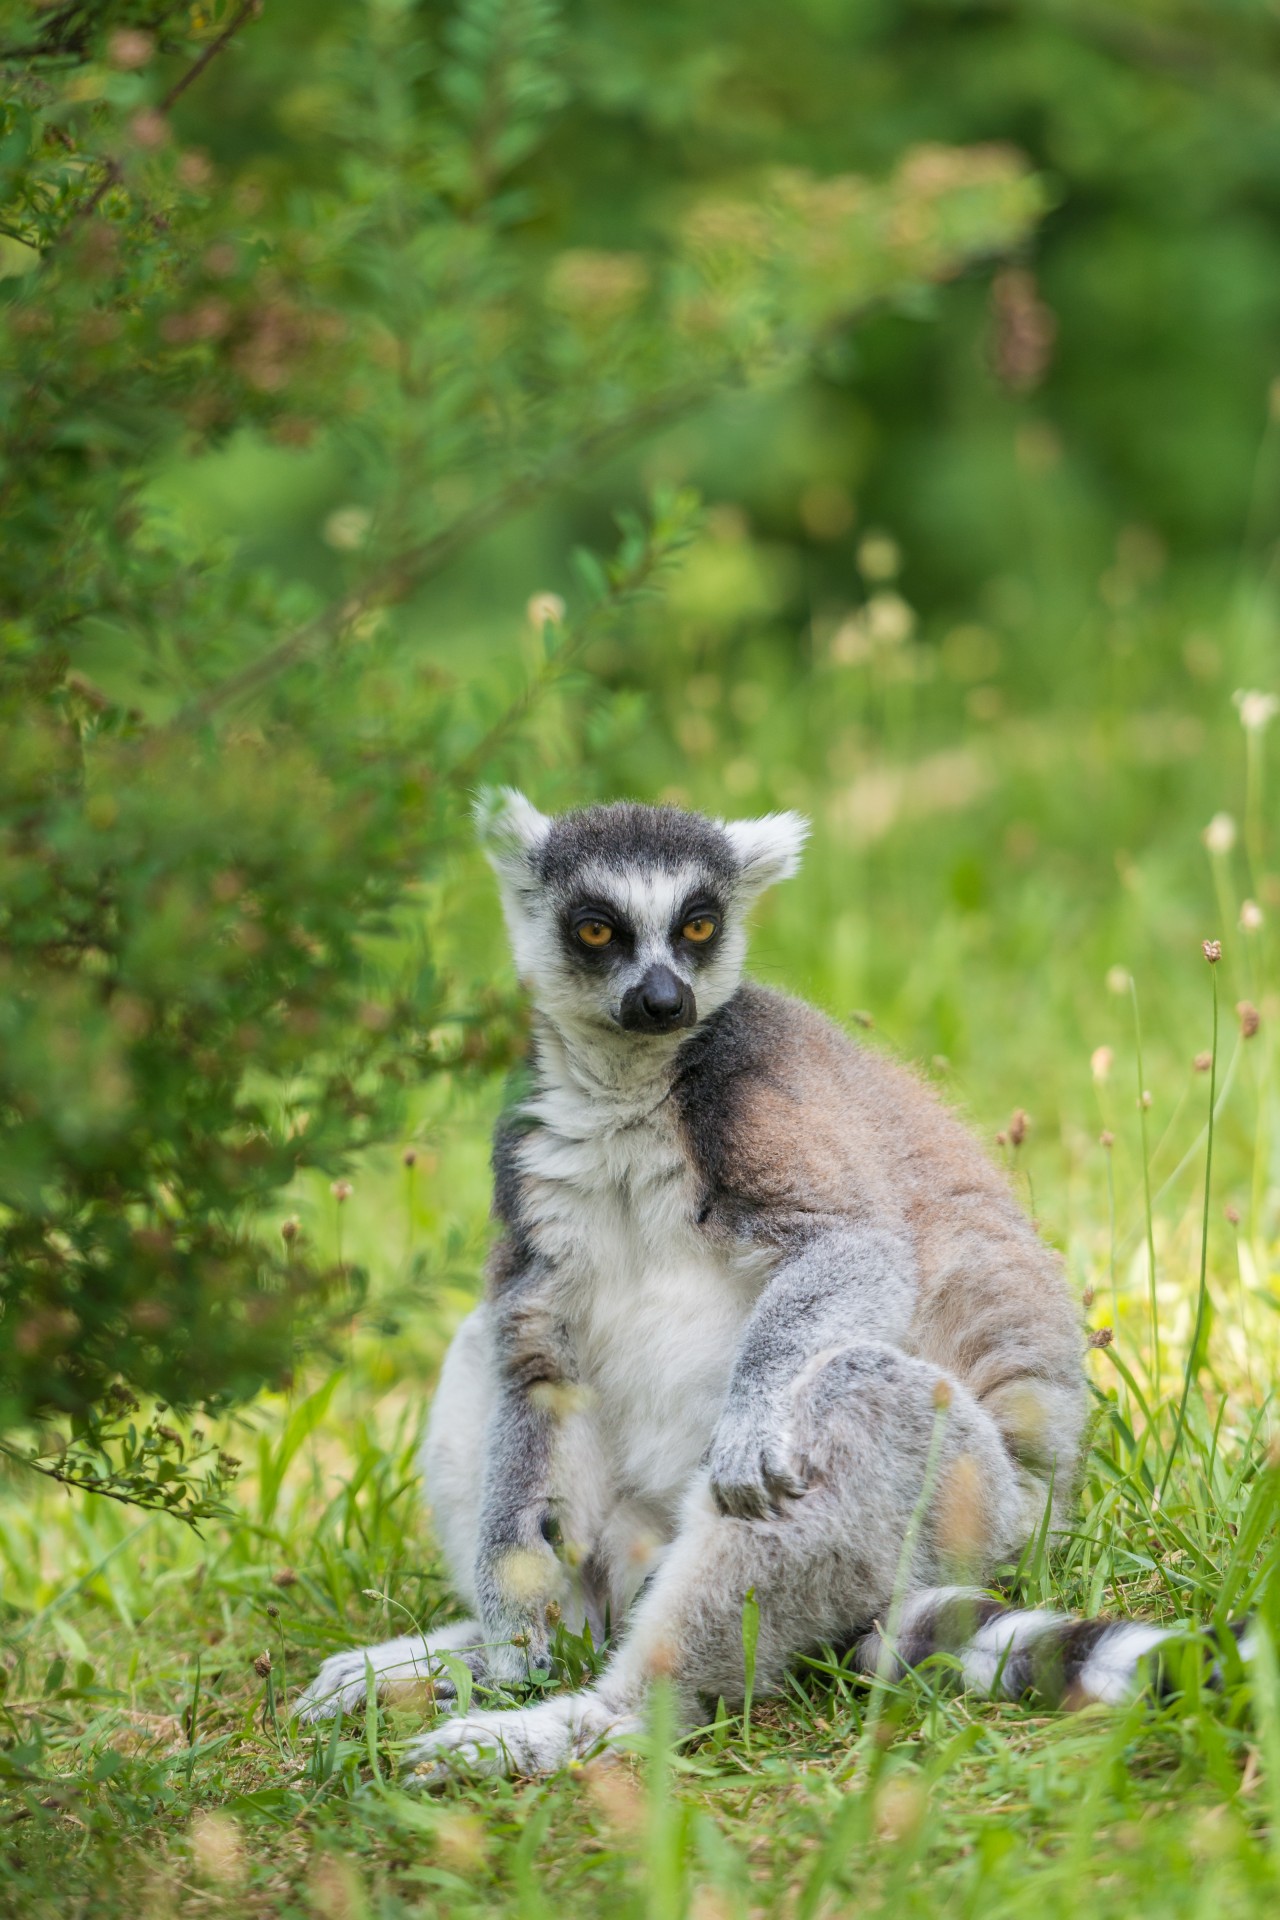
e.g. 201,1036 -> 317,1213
296,793 -> 1101,1776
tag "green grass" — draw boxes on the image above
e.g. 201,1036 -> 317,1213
2,552 -> 1279,1918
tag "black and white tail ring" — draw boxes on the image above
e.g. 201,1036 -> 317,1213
854,1586 -> 1258,1707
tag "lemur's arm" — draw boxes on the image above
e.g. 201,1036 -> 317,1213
474,1256 -> 576,1680
708,1222 -> 915,1519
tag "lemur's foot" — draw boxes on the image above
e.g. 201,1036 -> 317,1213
293,1624 -> 487,1724
707,1410 -> 811,1520
400,1691 -> 640,1784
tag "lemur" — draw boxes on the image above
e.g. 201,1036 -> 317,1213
296,795 -> 1248,1779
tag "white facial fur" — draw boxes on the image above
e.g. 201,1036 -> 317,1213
475,789 -> 807,1045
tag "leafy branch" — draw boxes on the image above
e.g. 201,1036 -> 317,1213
0,1388 -> 241,1531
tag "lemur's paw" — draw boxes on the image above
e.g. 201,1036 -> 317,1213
401,1711 -> 518,1783
481,1634 -> 551,1688
400,1693 -> 639,1785
293,1640 -> 472,1724
708,1419 -> 811,1520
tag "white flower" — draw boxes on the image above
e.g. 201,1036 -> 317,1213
857,531 -> 901,582
1202,811 -> 1238,855
1241,899 -> 1264,932
1106,966 -> 1131,996
323,505 -> 372,551
865,590 -> 915,647
526,592 -> 566,630
1233,689 -> 1280,733
1091,1046 -> 1114,1082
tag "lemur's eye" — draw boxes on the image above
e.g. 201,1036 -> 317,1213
682,915 -> 718,944
576,919 -> 614,948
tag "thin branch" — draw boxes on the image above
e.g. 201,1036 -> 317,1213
159,0 -> 262,113
57,0 -> 263,237
0,1438 -> 217,1530
172,377 -> 708,728
176,241 -> 1024,727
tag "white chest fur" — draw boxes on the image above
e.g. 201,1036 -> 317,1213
516,1084 -> 770,1510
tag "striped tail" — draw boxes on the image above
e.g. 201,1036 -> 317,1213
853,1586 -> 1257,1708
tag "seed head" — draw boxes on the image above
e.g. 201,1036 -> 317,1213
108,29 -> 156,70
272,1567 -> 298,1588
1193,1051 -> 1212,1073
253,1649 -> 272,1679
129,110 -> 169,151
1237,1000 -> 1260,1039
857,531 -> 902,581
995,1130 -> 1008,1148
1139,1089 -> 1152,1109
1202,939 -> 1222,964
330,1180 -> 353,1203
402,1147 -> 417,1167
1008,1108 -> 1029,1148
1202,813 -> 1237,856
281,1215 -> 300,1243
1241,899 -> 1264,932
1082,1286 -> 1095,1310
1106,966 -> 1132,996
931,1378 -> 953,1410
189,1811 -> 244,1885
1234,689 -> 1280,734
526,591 -> 566,630
323,505 -> 371,552
1224,1204 -> 1241,1227
873,1773 -> 930,1845
1100,1130 -> 1114,1149
1091,1046 -> 1113,1082
1087,1327 -> 1114,1350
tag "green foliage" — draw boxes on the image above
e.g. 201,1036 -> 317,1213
0,0 -> 1039,1451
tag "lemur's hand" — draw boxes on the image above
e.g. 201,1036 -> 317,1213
475,1527 -> 563,1683
707,1400 -> 812,1520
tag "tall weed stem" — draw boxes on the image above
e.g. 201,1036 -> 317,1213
1161,955 -> 1219,1501
1130,978 -> 1160,1395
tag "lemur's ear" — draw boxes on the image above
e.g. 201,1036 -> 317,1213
474,787 -> 551,883
722,812 -> 809,894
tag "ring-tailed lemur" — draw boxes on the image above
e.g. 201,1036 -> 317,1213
296,795 -> 1245,1780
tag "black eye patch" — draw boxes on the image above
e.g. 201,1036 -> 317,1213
563,902 -> 634,962
672,897 -> 724,955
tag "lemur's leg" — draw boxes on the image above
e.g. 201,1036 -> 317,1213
706,1226 -> 918,1519
419,1302 -> 496,1610
400,1343 -> 1029,1780
295,1310 -> 496,1724
296,1304 -> 614,1722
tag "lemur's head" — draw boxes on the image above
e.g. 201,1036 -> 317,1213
478,792 -> 807,1040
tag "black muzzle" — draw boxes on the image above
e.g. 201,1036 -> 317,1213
618,964 -> 696,1034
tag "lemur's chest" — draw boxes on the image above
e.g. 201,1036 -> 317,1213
515,1103 -> 769,1504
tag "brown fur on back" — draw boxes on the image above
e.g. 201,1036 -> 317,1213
674,985 -> 1085,1479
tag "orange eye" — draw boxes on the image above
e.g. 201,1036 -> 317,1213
576,919 -> 614,948
682,916 -> 718,943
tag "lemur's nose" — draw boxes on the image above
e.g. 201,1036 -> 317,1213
619,963 -> 695,1034
640,970 -> 684,1020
